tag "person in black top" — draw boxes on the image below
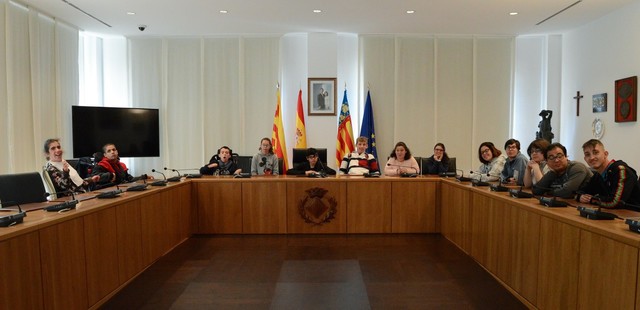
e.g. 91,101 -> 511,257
424,142 -> 450,174
200,146 -> 242,175
287,148 -> 336,176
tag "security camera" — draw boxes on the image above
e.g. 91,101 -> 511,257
138,25 -> 147,31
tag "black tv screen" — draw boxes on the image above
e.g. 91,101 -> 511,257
72,106 -> 160,158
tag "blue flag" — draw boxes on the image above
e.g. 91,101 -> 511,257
359,90 -> 378,160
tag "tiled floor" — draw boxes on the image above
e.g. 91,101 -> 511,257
102,234 -> 525,309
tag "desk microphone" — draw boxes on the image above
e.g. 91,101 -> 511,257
44,190 -> 79,212
470,171 -> 490,186
456,169 -> 472,182
577,195 -> 619,220
508,187 -> 535,199
165,168 -> 202,178
386,163 -> 418,177
150,169 -> 168,186
490,178 -> 509,192
163,167 -> 182,182
0,201 -> 26,227
96,186 -> 123,199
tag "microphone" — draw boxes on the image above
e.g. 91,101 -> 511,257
163,167 -> 182,182
165,168 -> 202,178
44,190 -> 79,212
470,171 -> 490,187
0,201 -> 26,227
531,185 -> 569,207
386,163 -> 418,177
456,169 -> 472,182
150,169 -> 168,186
577,195 -> 619,220
490,178 -> 509,192
96,186 -> 123,199
315,160 -> 328,177
509,187 -> 535,199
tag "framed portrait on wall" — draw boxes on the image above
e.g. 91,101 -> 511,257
592,93 -> 607,113
308,78 -> 337,116
615,76 -> 637,122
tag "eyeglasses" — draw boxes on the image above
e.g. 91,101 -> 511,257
547,153 -> 565,161
507,145 -> 518,150
531,148 -> 542,154
434,148 -> 444,152
481,149 -> 491,155
306,155 -> 317,159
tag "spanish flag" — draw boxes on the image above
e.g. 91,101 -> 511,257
272,85 -> 289,173
294,89 -> 307,148
335,89 -> 354,166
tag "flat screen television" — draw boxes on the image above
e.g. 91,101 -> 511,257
72,106 -> 160,158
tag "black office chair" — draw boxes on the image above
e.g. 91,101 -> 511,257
0,172 -> 47,205
235,155 -> 252,174
420,156 -> 456,175
292,148 -> 328,167
448,157 -> 457,173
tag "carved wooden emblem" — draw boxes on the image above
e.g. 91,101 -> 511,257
298,187 -> 337,225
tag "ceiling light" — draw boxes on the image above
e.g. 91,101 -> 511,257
313,9 -> 322,13
509,12 -> 518,16
406,10 -> 415,14
126,12 -> 135,15
219,10 -> 228,14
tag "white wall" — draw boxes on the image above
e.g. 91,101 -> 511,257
561,0 -> 640,169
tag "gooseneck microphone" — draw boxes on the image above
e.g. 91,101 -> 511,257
165,167 -> 202,179
470,171 -> 491,187
456,169 -> 472,182
150,169 -> 168,186
0,201 -> 26,227
163,167 -> 182,182
386,163 -> 418,177
44,190 -> 79,212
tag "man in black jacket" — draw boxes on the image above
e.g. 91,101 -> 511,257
578,139 -> 640,210
287,148 -> 335,176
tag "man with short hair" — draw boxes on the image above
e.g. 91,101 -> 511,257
500,138 -> 528,185
577,139 -> 640,210
91,143 -> 136,186
532,142 -> 592,198
339,136 -> 379,175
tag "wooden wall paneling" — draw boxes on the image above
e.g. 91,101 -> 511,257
440,183 -> 471,252
286,180 -> 347,233
140,191 -> 168,264
577,230 -> 638,309
537,216 -> 579,310
39,217 -> 88,310
116,199 -> 144,284
195,182 -> 242,233
242,181 -> 287,233
162,189 -> 181,249
391,181 -> 437,233
346,181 -> 392,233
510,207 -> 540,304
177,184 -> 193,239
0,232 -> 43,310
492,198 -> 512,282
84,207 -> 120,306
469,192 -> 491,266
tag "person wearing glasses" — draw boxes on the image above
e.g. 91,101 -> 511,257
251,137 -> 280,175
500,138 -> 528,185
471,142 -> 507,182
532,142 -> 592,198
423,143 -> 451,175
286,148 -> 335,176
523,138 -> 551,188
576,139 -> 640,210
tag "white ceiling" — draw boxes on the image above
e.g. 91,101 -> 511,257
19,0 -> 638,37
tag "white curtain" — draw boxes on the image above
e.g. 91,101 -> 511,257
0,1 -> 78,174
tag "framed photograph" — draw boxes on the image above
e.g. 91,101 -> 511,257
592,93 -> 607,113
308,78 -> 337,116
615,76 -> 637,122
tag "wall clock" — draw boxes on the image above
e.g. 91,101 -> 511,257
592,118 -> 604,139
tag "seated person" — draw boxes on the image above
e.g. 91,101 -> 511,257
523,139 -> 551,188
471,142 -> 507,182
500,138 -> 528,185
287,148 -> 336,176
91,143 -> 139,187
44,138 -> 99,195
423,143 -> 450,175
339,136 -> 379,175
200,146 -> 242,175
384,142 -> 420,176
577,139 -> 640,210
532,143 -> 592,199
251,137 -> 279,175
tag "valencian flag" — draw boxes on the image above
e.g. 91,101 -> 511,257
359,90 -> 378,160
272,84 -> 289,173
294,89 -> 307,148
335,89 -> 355,166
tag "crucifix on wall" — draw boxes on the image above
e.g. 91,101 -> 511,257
574,91 -> 583,116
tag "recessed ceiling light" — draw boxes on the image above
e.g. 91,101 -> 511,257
126,12 -> 135,15
406,10 -> 415,14
313,9 -> 322,13
509,12 -> 518,16
220,10 -> 228,14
